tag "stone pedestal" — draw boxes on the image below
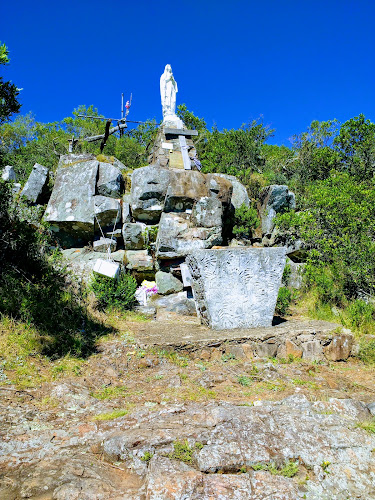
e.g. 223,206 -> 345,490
186,248 -> 286,330
148,126 -> 199,170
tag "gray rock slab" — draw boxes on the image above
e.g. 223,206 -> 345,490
206,174 -> 233,206
155,271 -> 183,295
44,159 -> 99,240
187,247 -> 286,329
259,184 -> 296,236
94,196 -> 121,229
1,165 -> 16,181
122,222 -> 148,250
214,173 -> 249,209
191,196 -> 223,228
131,166 -> 171,222
93,237 -> 117,253
21,163 -> 49,204
164,170 -> 209,212
156,213 -> 222,259
61,248 -> 124,282
122,194 -> 132,223
97,162 -> 123,198
149,291 -> 197,316
163,127 -> 198,136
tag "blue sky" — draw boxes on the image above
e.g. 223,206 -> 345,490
2,0 -> 374,145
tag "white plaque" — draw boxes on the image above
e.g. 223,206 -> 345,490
162,142 -> 173,150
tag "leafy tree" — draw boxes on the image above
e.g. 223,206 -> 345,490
199,119 -> 274,180
275,171 -> 375,302
232,203 -> 259,240
334,114 -> 375,180
177,104 -> 207,132
288,120 -> 341,183
0,42 -> 21,124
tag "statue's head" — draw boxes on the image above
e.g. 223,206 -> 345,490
165,64 -> 172,73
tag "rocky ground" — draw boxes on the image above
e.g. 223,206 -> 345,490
1,315 -> 375,499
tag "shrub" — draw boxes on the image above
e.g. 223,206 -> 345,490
90,272 -> 137,311
358,337 -> 375,364
275,287 -> 292,316
232,203 -> 259,240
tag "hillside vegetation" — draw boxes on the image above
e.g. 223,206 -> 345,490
0,93 -> 375,366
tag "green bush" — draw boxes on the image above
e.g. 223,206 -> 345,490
232,203 -> 259,240
0,180 -> 107,357
358,337 -> 375,364
90,272 -> 137,311
346,300 -> 375,331
275,287 -> 292,316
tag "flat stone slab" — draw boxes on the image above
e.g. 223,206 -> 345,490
187,248 -> 286,329
132,318 -> 340,350
164,128 -> 198,136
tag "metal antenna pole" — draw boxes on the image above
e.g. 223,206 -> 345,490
121,93 -> 124,119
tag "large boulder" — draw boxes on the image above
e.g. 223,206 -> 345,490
96,162 -> 123,198
164,170 -> 209,212
155,271 -> 183,295
93,237 -> 117,253
149,291 -> 196,316
44,158 -> 99,241
122,222 -> 148,250
156,213 -> 222,259
191,197 -> 223,228
214,173 -> 249,209
1,165 -> 16,181
94,196 -> 121,229
259,185 -> 296,236
206,174 -> 233,206
124,250 -> 154,281
21,163 -> 49,204
131,166 -> 171,222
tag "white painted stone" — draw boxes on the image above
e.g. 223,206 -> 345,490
187,248 -> 286,330
162,142 -> 173,150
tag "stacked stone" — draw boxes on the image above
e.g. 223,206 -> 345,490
148,126 -> 199,170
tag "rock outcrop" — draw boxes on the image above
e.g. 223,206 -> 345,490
21,163 -> 49,204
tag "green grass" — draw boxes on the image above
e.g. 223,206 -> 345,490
91,385 -> 129,400
156,349 -> 189,367
92,409 -> 128,421
168,440 -> 205,464
238,375 -> 252,386
356,419 -> 375,434
251,460 -> 299,477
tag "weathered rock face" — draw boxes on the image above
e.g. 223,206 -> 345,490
164,170 -> 209,212
1,165 -> 16,181
155,271 -> 183,295
44,159 -> 99,241
206,174 -> 233,206
122,222 -> 148,250
94,196 -> 121,229
61,247 -> 125,282
131,166 -> 171,222
214,173 -> 250,209
187,248 -> 286,329
259,185 -> 296,236
96,162 -> 123,198
191,196 -> 223,228
21,163 -> 49,204
124,250 -> 154,281
93,237 -> 117,253
156,213 -> 222,259
149,290 -> 196,315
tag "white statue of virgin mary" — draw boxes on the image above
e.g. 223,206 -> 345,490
160,64 -> 184,128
